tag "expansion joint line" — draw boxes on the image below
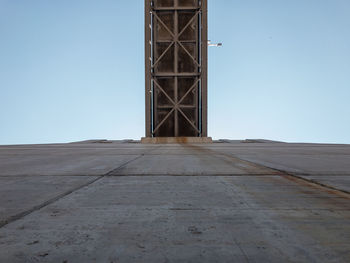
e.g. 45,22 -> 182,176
186,144 -> 350,198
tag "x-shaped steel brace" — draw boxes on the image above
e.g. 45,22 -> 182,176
151,11 -> 201,69
152,78 -> 201,135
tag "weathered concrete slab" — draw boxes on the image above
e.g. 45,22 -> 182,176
0,175 -> 99,226
0,176 -> 349,263
204,142 -> 350,175
0,141 -> 349,262
200,142 -> 350,192
110,149 -> 280,175
0,143 -> 153,176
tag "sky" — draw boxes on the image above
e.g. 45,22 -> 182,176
0,0 -> 349,144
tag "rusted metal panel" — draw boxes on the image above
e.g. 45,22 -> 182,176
145,0 -> 207,137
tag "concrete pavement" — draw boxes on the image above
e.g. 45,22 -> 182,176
0,140 -> 349,262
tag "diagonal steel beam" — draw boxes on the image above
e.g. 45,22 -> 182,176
153,108 -> 175,134
178,11 -> 200,39
177,41 -> 200,67
153,79 -> 176,106
177,78 -> 200,105
178,108 -> 200,133
152,12 -> 175,39
152,41 -> 175,68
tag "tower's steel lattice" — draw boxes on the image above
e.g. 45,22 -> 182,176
145,0 -> 208,137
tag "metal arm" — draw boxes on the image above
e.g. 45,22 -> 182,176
208,40 -> 222,47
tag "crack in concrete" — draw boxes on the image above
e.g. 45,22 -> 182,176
0,176 -> 102,228
104,145 -> 162,176
0,146 -> 161,229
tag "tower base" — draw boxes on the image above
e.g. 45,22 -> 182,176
141,137 -> 213,144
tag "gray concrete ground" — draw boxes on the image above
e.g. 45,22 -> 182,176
0,140 -> 349,262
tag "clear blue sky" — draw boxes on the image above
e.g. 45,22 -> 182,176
1,0 -> 349,144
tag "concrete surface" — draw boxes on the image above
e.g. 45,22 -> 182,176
0,140 -> 349,262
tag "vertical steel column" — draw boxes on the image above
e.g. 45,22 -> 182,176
174,0 -> 179,137
201,0 -> 208,137
145,0 -> 152,137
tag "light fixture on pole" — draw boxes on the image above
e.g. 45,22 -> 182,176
208,40 -> 222,47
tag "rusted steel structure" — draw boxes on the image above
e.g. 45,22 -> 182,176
145,0 -> 208,138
